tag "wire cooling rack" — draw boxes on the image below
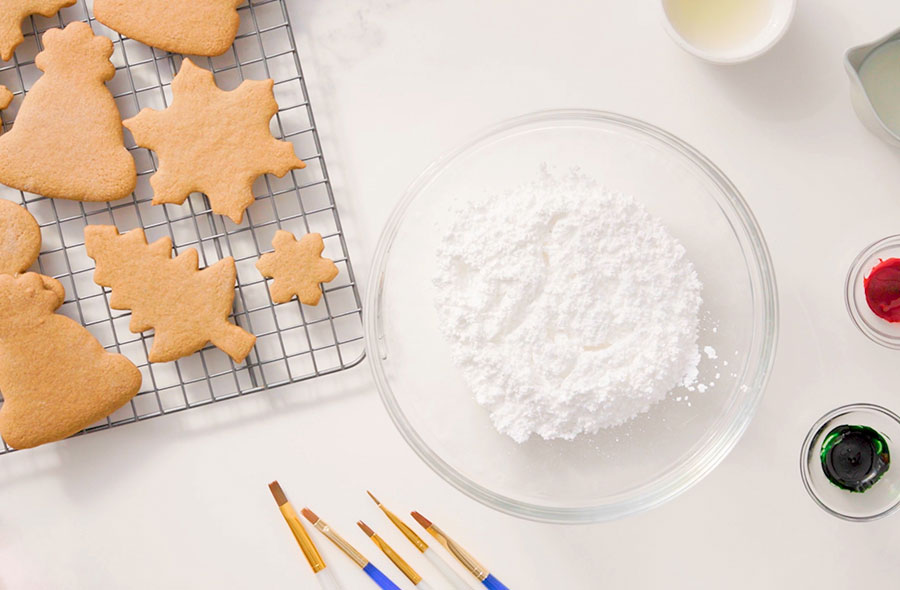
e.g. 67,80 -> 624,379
0,0 -> 365,453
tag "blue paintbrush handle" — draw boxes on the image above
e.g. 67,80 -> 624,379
482,573 -> 510,590
362,562 -> 402,590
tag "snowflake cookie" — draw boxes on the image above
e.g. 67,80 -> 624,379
123,58 -> 305,224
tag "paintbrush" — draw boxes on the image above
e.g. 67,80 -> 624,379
367,491 -> 472,590
358,521 -> 435,590
267,482 -> 340,590
411,512 -> 510,590
301,507 -> 402,590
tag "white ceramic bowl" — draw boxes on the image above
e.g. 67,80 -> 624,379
660,0 -> 796,64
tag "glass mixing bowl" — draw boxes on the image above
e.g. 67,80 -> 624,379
365,110 -> 778,523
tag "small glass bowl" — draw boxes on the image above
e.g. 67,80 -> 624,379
801,403 -> 900,522
845,235 -> 900,349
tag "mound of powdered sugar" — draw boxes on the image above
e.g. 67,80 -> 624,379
433,170 -> 702,443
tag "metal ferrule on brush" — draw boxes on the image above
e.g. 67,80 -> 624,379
380,506 -> 429,553
371,533 -> 422,585
279,504 -> 326,573
426,523 -> 489,582
313,519 -> 368,569
368,492 -> 430,553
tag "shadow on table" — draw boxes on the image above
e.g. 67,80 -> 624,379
700,1 -> 846,122
0,360 -> 371,496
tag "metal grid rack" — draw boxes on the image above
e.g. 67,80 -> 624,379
0,0 -> 365,453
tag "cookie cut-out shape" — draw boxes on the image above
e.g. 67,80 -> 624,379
256,231 -> 338,305
0,199 -> 40,275
94,0 -> 241,57
0,22 -> 137,202
0,85 -> 13,114
0,273 -> 143,449
123,58 -> 304,224
0,0 -> 75,61
84,225 -> 257,363
0,85 -> 11,139
0,84 -> 12,138
0,205 -> 141,450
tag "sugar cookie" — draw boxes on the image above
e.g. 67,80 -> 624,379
0,86 -> 13,115
0,205 -> 141,450
256,231 -> 338,305
0,273 -> 143,449
0,22 -> 137,202
0,199 -> 40,275
123,58 -> 304,224
0,85 -> 11,138
94,0 -> 241,57
84,225 -> 257,363
0,0 -> 75,61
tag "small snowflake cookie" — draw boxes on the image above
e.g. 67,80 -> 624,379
256,231 -> 338,305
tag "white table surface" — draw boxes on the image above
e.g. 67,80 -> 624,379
4,0 -> 900,588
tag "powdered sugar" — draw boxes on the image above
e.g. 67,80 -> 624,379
433,169 -> 703,443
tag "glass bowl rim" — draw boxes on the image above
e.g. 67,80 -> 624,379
799,402 -> 900,522
364,109 -> 779,523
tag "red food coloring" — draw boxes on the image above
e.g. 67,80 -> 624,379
864,258 -> 900,322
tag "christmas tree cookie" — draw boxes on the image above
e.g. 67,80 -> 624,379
84,225 -> 256,363
0,22 -> 136,202
0,200 -> 141,449
123,58 -> 304,224
94,0 -> 242,57
0,0 -> 75,61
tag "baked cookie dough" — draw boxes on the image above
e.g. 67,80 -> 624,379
93,0 -> 242,57
0,22 -> 137,202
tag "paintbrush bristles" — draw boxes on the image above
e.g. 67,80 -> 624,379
357,521 -> 375,537
410,511 -> 432,528
366,490 -> 381,505
268,481 -> 288,506
300,507 -> 320,524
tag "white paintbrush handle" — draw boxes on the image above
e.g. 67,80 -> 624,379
424,548 -> 473,590
417,580 -> 436,590
316,567 -> 341,590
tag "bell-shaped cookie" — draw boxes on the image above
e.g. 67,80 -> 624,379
0,22 -> 136,202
